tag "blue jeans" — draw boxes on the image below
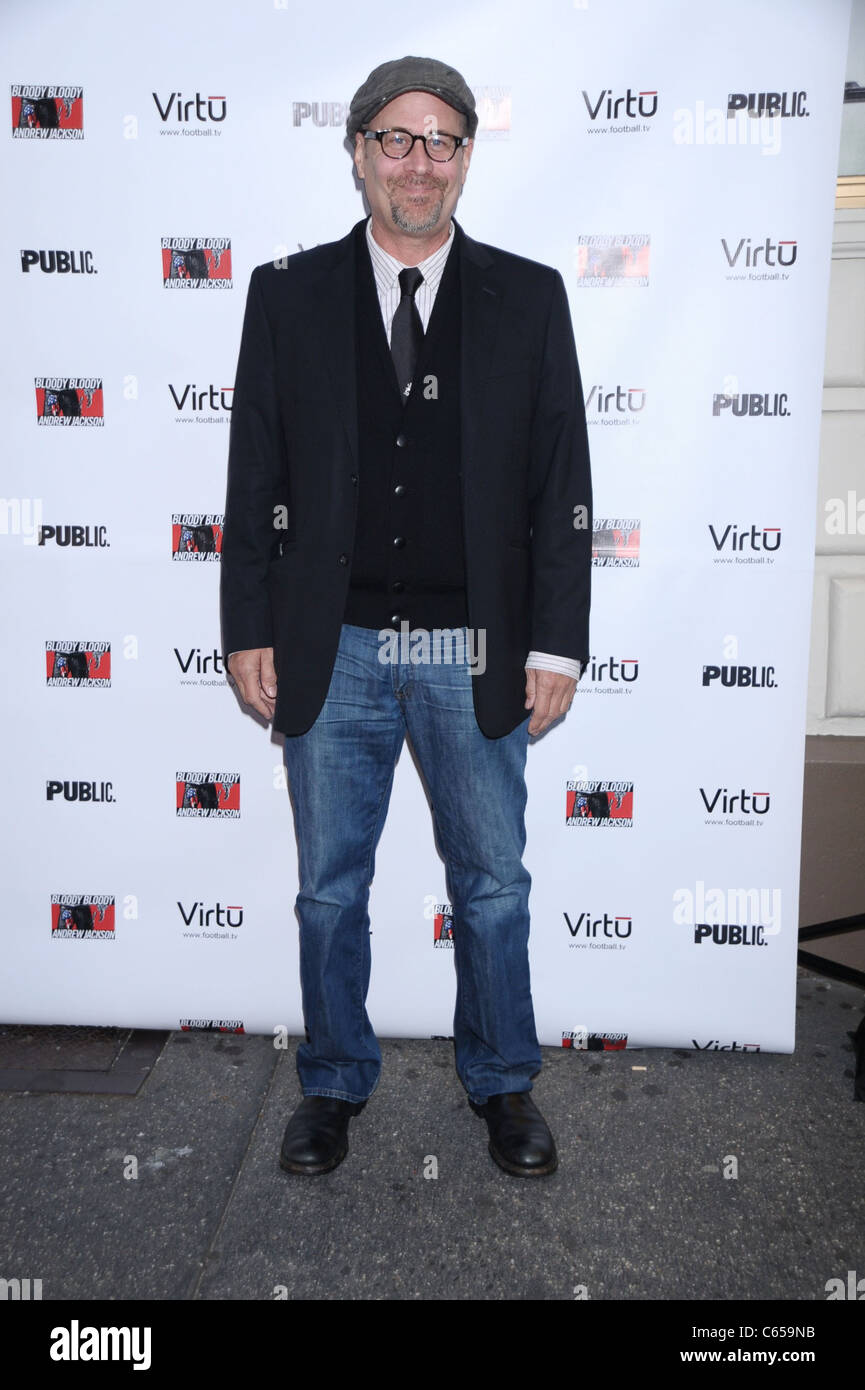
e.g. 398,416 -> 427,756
282,623 -> 541,1107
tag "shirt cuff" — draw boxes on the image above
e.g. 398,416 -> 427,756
525,651 -> 582,681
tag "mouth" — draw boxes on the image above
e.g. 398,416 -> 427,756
390,177 -> 444,196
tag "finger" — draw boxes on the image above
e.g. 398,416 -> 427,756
233,669 -> 275,721
551,679 -> 576,715
260,650 -> 277,699
528,692 -> 552,735
529,687 -> 573,735
247,691 -> 276,720
555,689 -> 573,718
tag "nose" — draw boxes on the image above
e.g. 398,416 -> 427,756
403,134 -> 436,172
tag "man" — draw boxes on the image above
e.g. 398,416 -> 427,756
221,56 -> 592,1178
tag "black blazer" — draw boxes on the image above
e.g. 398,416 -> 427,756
220,218 -> 592,738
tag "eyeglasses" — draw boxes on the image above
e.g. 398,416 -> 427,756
362,128 -> 469,163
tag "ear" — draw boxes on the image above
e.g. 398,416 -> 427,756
460,137 -> 474,184
353,130 -> 366,180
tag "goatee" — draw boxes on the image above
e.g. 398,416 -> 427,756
388,181 -> 445,234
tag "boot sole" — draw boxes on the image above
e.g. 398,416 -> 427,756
279,1142 -> 349,1176
487,1140 -> 558,1178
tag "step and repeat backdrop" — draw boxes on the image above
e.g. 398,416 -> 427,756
1,0 -> 851,1052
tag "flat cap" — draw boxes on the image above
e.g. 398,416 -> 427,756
346,55 -> 478,141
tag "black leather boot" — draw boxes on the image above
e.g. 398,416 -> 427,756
279,1096 -> 366,1175
470,1092 -> 558,1176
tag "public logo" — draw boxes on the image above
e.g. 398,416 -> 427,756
39,524 -> 109,549
702,664 -> 776,689
727,90 -> 808,119
566,780 -> 633,826
46,780 -> 114,804
712,392 -> 789,417
21,250 -> 96,275
575,235 -> 649,286
575,655 -> 639,695
433,904 -> 454,949
169,383 -> 233,422
35,378 -> 103,426
693,922 -> 768,946
45,641 -> 111,687
291,101 -> 348,128
562,1031 -> 628,1051
161,238 -> 232,288
12,84 -> 83,138
51,894 -> 115,938
709,522 -> 781,564
585,383 -> 646,424
176,772 -> 240,818
592,519 -> 640,567
172,514 -> 223,560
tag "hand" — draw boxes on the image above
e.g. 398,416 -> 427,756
525,667 -> 577,736
228,647 -> 277,721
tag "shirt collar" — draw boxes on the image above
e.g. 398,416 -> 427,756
365,216 -> 455,298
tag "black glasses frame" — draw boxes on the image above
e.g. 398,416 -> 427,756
362,127 -> 469,163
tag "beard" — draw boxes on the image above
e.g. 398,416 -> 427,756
387,175 -> 446,234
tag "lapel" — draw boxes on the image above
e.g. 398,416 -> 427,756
303,217 -> 505,475
455,219 -> 505,499
303,222 -> 363,466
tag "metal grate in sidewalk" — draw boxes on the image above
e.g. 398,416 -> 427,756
0,1024 -> 169,1095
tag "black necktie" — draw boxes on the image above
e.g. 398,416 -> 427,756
390,266 -> 424,403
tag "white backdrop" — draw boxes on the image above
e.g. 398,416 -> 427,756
1,0 -> 851,1053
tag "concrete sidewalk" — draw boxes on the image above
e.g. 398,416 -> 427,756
0,967 -> 862,1302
